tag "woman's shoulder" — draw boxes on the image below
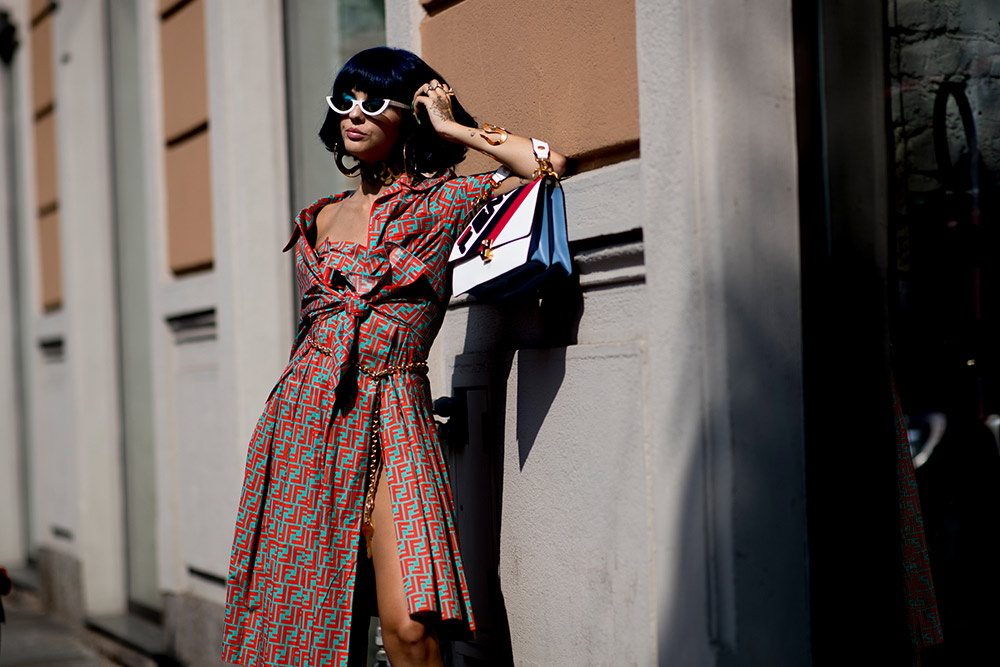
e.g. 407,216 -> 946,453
296,192 -> 352,225
283,191 -> 353,252
425,171 -> 500,203
297,190 -> 353,222
404,170 -> 493,191
402,171 -> 503,230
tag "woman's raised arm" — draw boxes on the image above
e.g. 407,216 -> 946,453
412,79 -> 568,180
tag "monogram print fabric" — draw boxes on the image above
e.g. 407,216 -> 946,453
223,171 -> 496,667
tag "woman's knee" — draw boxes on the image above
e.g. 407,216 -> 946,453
382,616 -> 437,658
384,615 -> 432,645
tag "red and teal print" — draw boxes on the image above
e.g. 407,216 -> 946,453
223,171 -> 497,666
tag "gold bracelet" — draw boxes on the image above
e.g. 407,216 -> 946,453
481,123 -> 509,146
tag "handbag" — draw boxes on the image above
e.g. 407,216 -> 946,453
449,139 -> 571,299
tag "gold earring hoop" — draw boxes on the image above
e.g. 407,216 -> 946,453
375,161 -> 398,185
359,160 -> 399,186
335,142 -> 361,176
402,139 -> 416,175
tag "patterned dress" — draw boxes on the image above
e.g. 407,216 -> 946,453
223,171 -> 497,666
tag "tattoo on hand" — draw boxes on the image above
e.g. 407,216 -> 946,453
431,97 -> 454,122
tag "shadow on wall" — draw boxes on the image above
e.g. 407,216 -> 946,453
440,278 -> 583,665
439,24 -> 818,662
658,5 -> 814,665
514,346 -> 566,470
656,232 -> 810,666
444,19 -> 818,659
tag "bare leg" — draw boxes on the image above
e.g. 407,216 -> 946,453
370,468 -> 443,667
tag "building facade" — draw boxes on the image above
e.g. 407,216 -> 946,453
1,0 -> 810,664
7,0 -> 991,665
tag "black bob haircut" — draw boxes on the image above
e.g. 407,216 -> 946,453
318,47 -> 477,178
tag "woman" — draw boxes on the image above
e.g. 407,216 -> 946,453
222,47 -> 566,667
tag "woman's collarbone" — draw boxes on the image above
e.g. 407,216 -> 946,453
317,198 -> 370,246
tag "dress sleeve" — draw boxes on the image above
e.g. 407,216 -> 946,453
436,172 -> 502,232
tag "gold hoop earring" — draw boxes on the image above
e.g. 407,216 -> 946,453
360,160 -> 399,186
402,139 -> 415,176
335,143 -> 361,176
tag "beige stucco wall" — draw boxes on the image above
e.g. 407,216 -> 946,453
421,0 -> 639,174
32,110 -> 56,206
160,0 -> 208,140
31,7 -> 60,310
161,0 -> 214,274
30,6 -> 52,110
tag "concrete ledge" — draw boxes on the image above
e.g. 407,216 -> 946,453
7,566 -> 40,594
84,625 -> 160,667
87,613 -> 169,665
163,592 -> 226,667
37,546 -> 84,626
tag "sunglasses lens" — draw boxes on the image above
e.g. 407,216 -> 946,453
361,98 -> 388,114
329,93 -> 354,114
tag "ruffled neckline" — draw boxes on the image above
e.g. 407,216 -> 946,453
284,170 -> 456,256
317,234 -> 364,256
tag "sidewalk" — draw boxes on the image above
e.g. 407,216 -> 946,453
2,601 -> 111,666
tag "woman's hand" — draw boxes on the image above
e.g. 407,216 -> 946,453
412,79 -> 567,181
411,79 -> 457,133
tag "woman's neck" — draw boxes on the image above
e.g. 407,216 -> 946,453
356,159 -> 402,195
356,177 -> 389,199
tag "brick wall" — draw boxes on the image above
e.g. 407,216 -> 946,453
888,0 -> 1000,196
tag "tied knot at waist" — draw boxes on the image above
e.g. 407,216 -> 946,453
342,292 -> 371,319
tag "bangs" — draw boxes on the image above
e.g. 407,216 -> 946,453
331,48 -> 415,102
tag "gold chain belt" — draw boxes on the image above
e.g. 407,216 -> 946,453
303,334 -> 430,559
306,335 -> 335,356
356,360 -> 429,379
305,334 -> 428,378
360,359 -> 427,558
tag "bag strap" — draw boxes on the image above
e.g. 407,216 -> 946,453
491,165 -> 512,185
530,139 -> 559,180
531,138 -> 550,160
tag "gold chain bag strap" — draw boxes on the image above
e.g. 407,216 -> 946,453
448,138 -> 570,300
